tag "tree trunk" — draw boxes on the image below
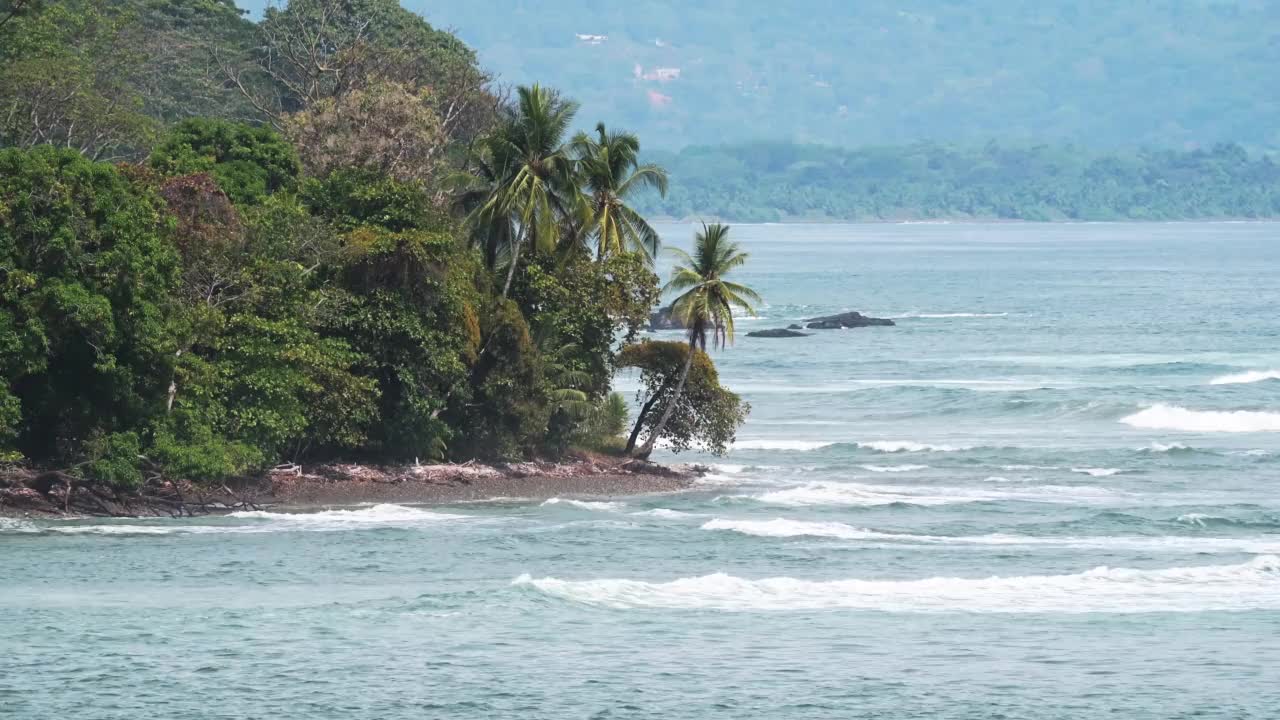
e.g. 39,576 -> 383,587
624,394 -> 661,454
501,226 -> 526,298
631,340 -> 695,460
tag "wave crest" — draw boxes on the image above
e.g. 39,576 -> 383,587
541,498 -> 624,512
1122,404 -> 1280,433
1210,369 -> 1280,385
40,504 -> 466,535
512,556 -> 1280,613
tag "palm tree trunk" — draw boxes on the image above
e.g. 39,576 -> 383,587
501,226 -> 526,298
631,340 -> 695,460
624,394 -> 661,454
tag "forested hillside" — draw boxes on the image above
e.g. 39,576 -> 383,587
239,0 -> 1280,151
636,142 -> 1280,222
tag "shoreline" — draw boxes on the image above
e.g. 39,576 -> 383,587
0,456 -> 701,519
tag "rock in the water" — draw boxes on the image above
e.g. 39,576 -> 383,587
648,306 -> 682,330
787,323 -> 804,330
649,305 -> 725,331
803,311 -> 895,329
747,328 -> 812,338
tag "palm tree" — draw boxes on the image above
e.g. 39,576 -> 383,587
479,84 -> 581,296
571,122 -> 669,262
631,223 -> 760,459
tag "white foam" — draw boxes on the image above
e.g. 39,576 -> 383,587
754,482 -> 977,507
0,517 -> 40,534
540,498 -> 624,512
752,481 -> 1126,507
1210,370 -> 1280,385
45,504 -> 466,535
711,464 -> 747,474
1142,441 -> 1192,453
702,517 -> 899,540
701,517 -> 1280,553
228,504 -> 464,524
513,556 -> 1280,613
892,312 -> 1010,319
1122,404 -> 1280,433
1176,513 -> 1217,527
860,441 -> 969,453
631,508 -> 699,519
732,439 -> 833,451
860,464 -> 929,473
1071,467 -> 1124,477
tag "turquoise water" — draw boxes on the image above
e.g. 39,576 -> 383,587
5,222 -> 1280,718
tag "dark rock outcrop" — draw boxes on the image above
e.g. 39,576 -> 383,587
649,306 -> 725,331
803,311 -> 895,330
787,323 -> 804,330
648,306 -> 682,330
747,328 -> 812,338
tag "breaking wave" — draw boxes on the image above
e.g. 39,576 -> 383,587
860,441 -> 970,453
701,517 -> 1280,554
38,504 -> 466,535
750,481 -> 1126,507
892,312 -> 1010,319
512,556 -> 1280,613
1071,467 -> 1124,477
541,498 -> 624,512
860,464 -> 929,473
1209,369 -> 1280,385
1121,404 -> 1280,433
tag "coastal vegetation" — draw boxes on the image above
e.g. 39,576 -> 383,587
0,0 -> 750,500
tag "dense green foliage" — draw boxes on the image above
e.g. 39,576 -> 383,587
0,147 -> 179,462
637,142 -> 1280,222
339,0 -> 1280,151
619,341 -> 747,456
150,118 -> 301,205
0,0 -> 751,489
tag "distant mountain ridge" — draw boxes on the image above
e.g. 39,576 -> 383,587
237,0 -> 1280,150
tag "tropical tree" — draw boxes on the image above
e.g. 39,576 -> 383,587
476,84 -> 581,296
571,122 -> 668,262
631,223 -> 760,459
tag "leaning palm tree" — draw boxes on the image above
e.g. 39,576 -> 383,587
481,84 -> 581,296
631,223 -> 761,459
571,122 -> 669,262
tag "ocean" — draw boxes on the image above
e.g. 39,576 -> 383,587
4,222 -> 1280,718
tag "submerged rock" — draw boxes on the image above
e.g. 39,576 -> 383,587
747,328 -> 812,338
787,323 -> 804,330
803,311 -> 895,329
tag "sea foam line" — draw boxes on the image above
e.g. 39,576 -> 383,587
1122,404 -> 1280,433
700,517 -> 1280,554
891,312 -> 1010,319
749,481 -> 1125,508
38,504 -> 467,535
541,498 -> 624,512
733,439 -> 968,453
512,556 -> 1280,613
